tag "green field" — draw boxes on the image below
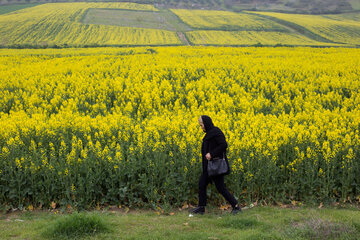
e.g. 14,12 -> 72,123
0,3 -> 41,15
323,12 -> 360,21
1,207 -> 359,239
82,9 -> 177,31
349,0 -> 360,10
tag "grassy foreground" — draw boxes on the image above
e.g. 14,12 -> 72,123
0,206 -> 359,240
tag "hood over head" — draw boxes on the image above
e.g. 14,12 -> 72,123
201,115 -> 214,132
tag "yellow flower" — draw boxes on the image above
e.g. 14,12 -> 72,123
15,158 -> 22,169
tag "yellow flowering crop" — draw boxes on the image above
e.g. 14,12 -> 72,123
0,46 -> 359,209
171,9 -> 286,31
251,11 -> 360,45
186,30 -> 343,46
0,3 -> 180,47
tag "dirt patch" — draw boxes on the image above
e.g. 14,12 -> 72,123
177,32 -> 190,45
288,217 -> 356,240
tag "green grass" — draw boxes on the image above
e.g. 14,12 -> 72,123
80,7 -> 193,45
157,8 -> 193,32
323,12 -> 360,21
0,206 -> 359,239
81,8 -> 193,33
349,0 -> 360,10
42,212 -> 110,239
0,3 -> 41,15
82,9 -> 177,31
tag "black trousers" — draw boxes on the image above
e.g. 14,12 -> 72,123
198,173 -> 238,207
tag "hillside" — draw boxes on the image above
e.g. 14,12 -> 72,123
0,2 -> 359,47
252,11 -> 360,45
0,3 -> 181,47
1,0 -> 360,13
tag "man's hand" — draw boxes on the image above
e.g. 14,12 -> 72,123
205,153 -> 211,160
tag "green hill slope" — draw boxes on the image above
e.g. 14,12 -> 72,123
0,3 -> 181,47
0,2 -> 359,47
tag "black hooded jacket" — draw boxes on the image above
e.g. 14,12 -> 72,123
201,115 -> 230,176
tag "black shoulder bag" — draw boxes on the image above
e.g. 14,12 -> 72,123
207,153 -> 228,177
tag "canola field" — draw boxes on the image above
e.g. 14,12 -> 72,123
252,11 -> 360,45
0,47 -> 359,210
0,3 -> 181,47
1,3 -> 360,47
170,9 -> 287,31
185,30 -> 343,46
